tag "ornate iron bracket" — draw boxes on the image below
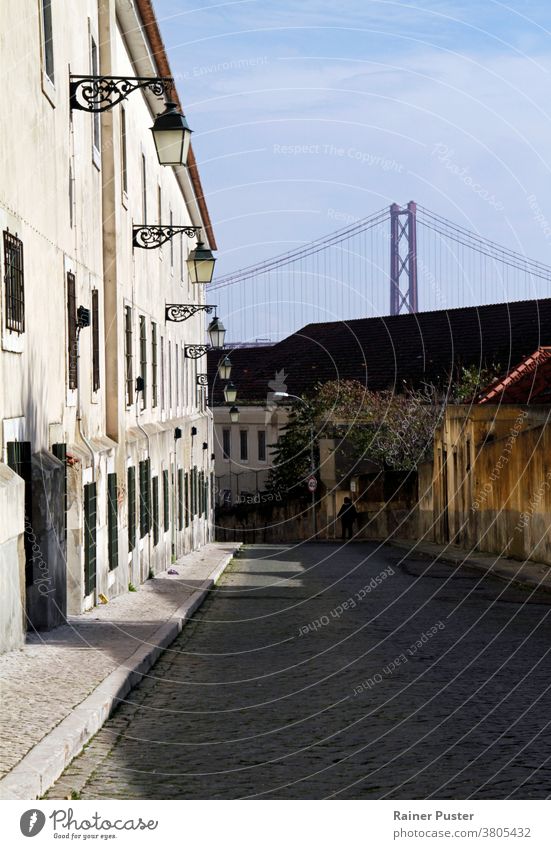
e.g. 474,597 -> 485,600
185,345 -> 210,359
133,225 -> 200,250
197,374 -> 209,386
165,304 -> 216,322
70,75 -> 174,112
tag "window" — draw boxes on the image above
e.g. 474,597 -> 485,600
139,315 -> 147,407
7,441 -> 32,584
124,306 -> 133,405
107,473 -> 118,570
4,231 -> 25,334
175,343 -> 179,409
178,468 -> 184,530
163,469 -> 170,532
127,466 -> 136,551
67,271 -> 77,388
168,341 -> 172,411
83,482 -> 97,597
141,154 -> 147,222
92,289 -> 100,392
120,107 -> 128,194
240,430 -> 248,461
222,428 -> 231,460
152,475 -> 159,546
191,467 -> 197,515
139,458 -> 151,538
90,37 -> 100,153
258,430 -> 266,462
151,321 -> 158,408
40,0 -> 54,84
169,208 -> 174,268
184,472 -> 190,526
160,335 -> 165,411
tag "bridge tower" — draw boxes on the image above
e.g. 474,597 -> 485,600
390,200 -> 418,315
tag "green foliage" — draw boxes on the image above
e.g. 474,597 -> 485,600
450,364 -> 501,403
128,581 -> 138,592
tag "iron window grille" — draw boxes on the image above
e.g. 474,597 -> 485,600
139,315 -> 147,407
92,289 -> 100,392
152,475 -> 159,546
4,231 -> 25,334
163,469 -> 170,532
184,471 -> 190,526
139,458 -> 151,538
240,429 -> 248,462
124,306 -> 133,406
107,472 -> 118,570
178,468 -> 184,530
151,321 -> 158,407
67,271 -> 77,388
127,466 -> 136,551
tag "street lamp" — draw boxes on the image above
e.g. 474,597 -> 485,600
273,391 -> 317,537
223,381 -> 237,403
187,241 -> 216,284
151,101 -> 192,166
229,405 -> 239,424
218,356 -> 232,380
207,315 -> 226,348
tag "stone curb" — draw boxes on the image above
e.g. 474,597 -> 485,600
0,544 -> 240,801
388,539 -> 551,594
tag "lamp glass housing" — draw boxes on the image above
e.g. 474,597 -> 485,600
151,102 -> 192,166
187,241 -> 216,284
229,405 -> 239,423
218,356 -> 232,380
223,381 -> 237,403
208,315 -> 226,348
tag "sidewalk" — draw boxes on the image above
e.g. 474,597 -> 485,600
389,538 -> 551,592
0,541 -> 240,800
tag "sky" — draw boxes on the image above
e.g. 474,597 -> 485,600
153,0 -> 551,340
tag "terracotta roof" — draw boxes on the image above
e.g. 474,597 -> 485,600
135,0 -> 216,249
208,298 -> 551,405
478,346 -> 551,404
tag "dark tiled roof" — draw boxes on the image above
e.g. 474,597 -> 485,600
208,298 -> 551,404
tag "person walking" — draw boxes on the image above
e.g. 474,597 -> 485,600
337,497 -> 358,541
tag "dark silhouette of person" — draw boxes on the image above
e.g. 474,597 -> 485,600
338,497 -> 358,541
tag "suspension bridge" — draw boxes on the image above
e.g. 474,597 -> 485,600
208,202 -> 551,344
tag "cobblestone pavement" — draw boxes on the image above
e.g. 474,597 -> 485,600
0,543 -> 236,780
47,542 -> 551,800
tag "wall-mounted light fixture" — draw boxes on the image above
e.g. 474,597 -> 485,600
229,406 -> 239,424
165,304 -> 216,322
187,241 -> 216,284
223,381 -> 237,403
218,356 -> 232,380
70,77 -> 192,167
133,224 -> 200,250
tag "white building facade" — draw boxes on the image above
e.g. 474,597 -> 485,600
0,0 -> 217,652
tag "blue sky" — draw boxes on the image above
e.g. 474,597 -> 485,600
154,0 -> 551,338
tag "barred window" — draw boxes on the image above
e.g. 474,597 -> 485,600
139,315 -> 147,407
124,306 -> 133,406
92,289 -> 100,392
4,231 -> 25,334
67,272 -> 77,388
222,428 -> 231,460
151,321 -> 158,407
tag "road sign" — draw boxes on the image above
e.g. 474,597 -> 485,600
307,476 -> 317,492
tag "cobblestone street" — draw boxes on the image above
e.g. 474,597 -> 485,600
47,542 -> 551,800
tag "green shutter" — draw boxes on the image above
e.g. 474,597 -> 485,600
107,472 -> 118,570
83,482 -> 97,597
128,466 -> 136,551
